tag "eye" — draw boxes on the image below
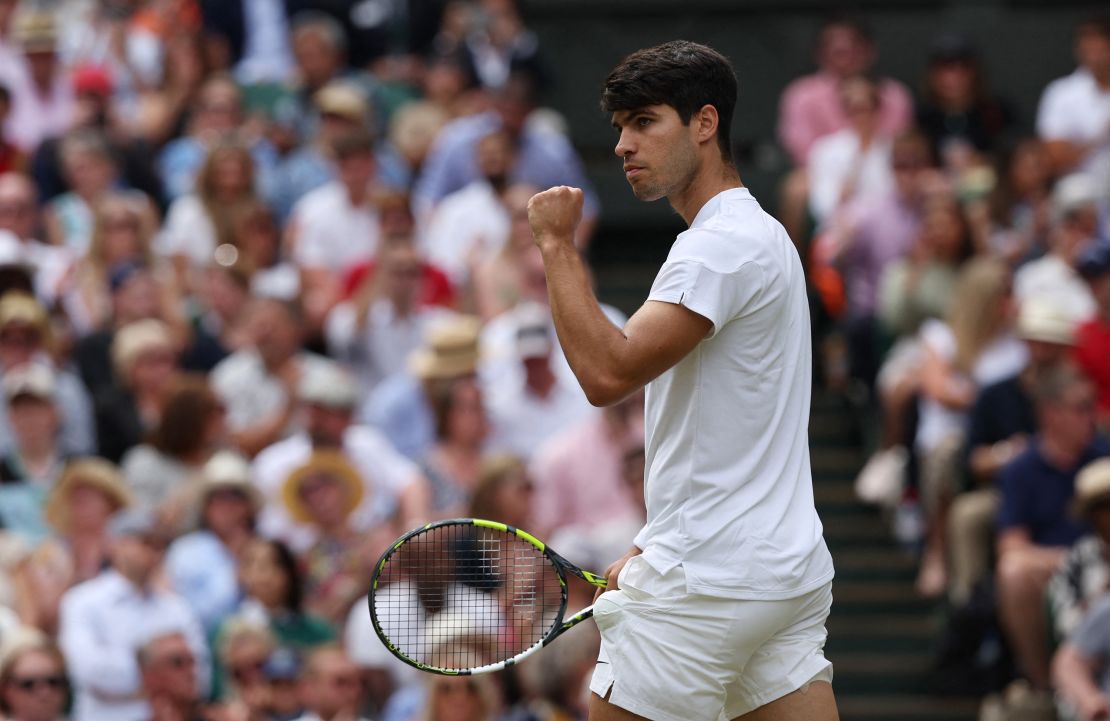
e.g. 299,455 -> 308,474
637,117 -> 652,127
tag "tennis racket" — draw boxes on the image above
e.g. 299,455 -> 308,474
368,518 -> 607,675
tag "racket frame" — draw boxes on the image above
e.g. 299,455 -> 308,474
368,518 -> 607,675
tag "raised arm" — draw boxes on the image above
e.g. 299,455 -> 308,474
528,186 -> 712,407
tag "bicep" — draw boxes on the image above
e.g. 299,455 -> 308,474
618,300 -> 713,389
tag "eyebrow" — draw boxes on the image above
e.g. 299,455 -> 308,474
611,109 -> 658,130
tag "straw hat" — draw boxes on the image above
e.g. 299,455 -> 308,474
281,451 -> 365,524
45,459 -> 132,532
408,316 -> 482,380
112,319 -> 173,377
11,9 -> 57,53
0,293 -> 48,333
314,82 -> 368,124
195,451 -> 262,513
1076,459 -> 1110,516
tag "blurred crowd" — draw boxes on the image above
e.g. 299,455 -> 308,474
0,1 -> 1104,721
787,13 -> 1110,721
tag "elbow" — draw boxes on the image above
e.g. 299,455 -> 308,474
582,375 -> 634,408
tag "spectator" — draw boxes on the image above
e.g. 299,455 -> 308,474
0,637 -> 70,721
807,75 -> 894,229
288,13 -> 350,106
0,293 -> 94,457
420,376 -> 491,518
1014,173 -> 1101,324
293,645 -> 371,721
1075,240 -> 1110,429
777,14 -> 913,168
486,303 -> 595,459
120,375 -> 228,531
877,194 -> 974,340
419,671 -> 502,721
1036,14 -> 1110,192
326,237 -> 455,394
165,451 -> 261,633
252,360 -> 428,552
93,318 -> 180,464
58,508 -> 209,721
530,390 -> 643,541
422,129 -> 515,287
209,619 -> 275,704
210,297 -> 329,457
131,33 -> 207,149
64,192 -> 159,335
0,173 -> 71,307
286,128 -> 382,331
226,199 -> 300,302
259,647 -> 305,721
0,364 -> 66,542
44,130 -> 139,255
413,71 -> 598,238
945,298 -> 1076,606
281,451 -> 381,625
1050,460 -> 1110,721
467,454 -> 534,531
996,365 -> 1109,690
15,458 -> 131,636
3,9 -> 73,154
915,33 -> 1014,168
914,257 -> 1027,596
159,139 -> 259,277
361,314 -> 483,460
137,632 -> 205,721
199,0 -> 296,86
216,538 -> 334,654
986,138 -> 1053,261
471,184 -> 538,322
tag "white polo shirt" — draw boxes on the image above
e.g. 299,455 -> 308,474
634,187 -> 835,600
1036,68 -> 1110,194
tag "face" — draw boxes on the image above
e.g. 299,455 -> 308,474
8,396 -> 58,448
240,541 -> 290,609
930,59 -> 975,104
249,301 -> 300,366
379,247 -> 423,303
0,323 -> 43,368
1045,381 -> 1098,451
305,404 -> 351,448
304,653 -> 362,718
818,25 -> 873,77
1010,141 -> 1050,194
225,637 -> 270,692
128,345 -> 177,394
66,483 -> 116,531
297,472 -> 350,528
100,209 -> 143,264
430,676 -> 486,721
446,380 -> 488,446
890,144 -> 929,198
292,30 -> 339,87
111,533 -> 166,583
1077,26 -> 1110,73
612,105 -> 700,202
919,202 -> 965,261
203,489 -> 253,536
1025,339 -> 1070,370
0,183 -> 37,239
142,635 -> 197,703
840,78 -> 879,131
64,150 -> 114,196
113,272 -> 161,324
492,470 -> 533,529
212,155 -> 251,198
1,650 -> 67,721
476,132 -> 513,185
197,86 -> 241,133
336,152 -> 376,190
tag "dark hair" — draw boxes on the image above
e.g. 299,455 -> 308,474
601,40 -> 737,163
1078,13 -> 1110,39
1033,363 -> 1092,410
817,13 -> 875,45
256,538 -> 305,613
148,375 -> 223,459
331,129 -> 376,160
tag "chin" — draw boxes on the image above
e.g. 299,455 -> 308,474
630,182 -> 667,202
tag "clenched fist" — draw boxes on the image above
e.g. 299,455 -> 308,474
528,186 -> 583,250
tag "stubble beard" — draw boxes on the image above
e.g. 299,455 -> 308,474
629,141 -> 700,203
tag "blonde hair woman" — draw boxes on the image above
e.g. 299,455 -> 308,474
914,257 -> 1028,596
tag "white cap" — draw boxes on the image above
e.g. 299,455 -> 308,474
2,363 -> 56,402
298,361 -> 359,409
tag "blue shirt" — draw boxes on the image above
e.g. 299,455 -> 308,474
166,530 -> 241,633
997,434 -> 1110,546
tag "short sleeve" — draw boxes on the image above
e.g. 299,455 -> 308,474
1071,594 -> 1110,660
647,259 -> 765,338
995,458 -> 1028,533
1035,80 -> 1074,141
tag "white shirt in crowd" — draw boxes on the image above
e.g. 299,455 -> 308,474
635,187 -> 835,600
807,130 -> 893,227
58,570 -> 209,721
1014,254 -> 1098,325
1037,67 -> 1110,195
157,195 -> 218,267
289,182 -> 380,271
0,229 -> 72,305
420,181 -> 510,284
326,301 -> 457,393
210,350 -> 333,435
251,425 -> 421,552
486,371 -> 597,460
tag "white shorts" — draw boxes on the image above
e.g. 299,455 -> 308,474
588,556 -> 833,721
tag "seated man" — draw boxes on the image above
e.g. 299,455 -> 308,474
996,365 -> 1110,691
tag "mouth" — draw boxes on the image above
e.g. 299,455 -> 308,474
624,166 -> 644,179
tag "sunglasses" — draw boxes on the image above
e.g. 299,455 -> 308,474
161,654 -> 194,670
9,675 -> 66,692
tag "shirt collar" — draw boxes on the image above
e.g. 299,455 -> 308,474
689,187 -> 753,229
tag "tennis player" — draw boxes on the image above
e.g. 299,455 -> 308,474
527,41 -> 838,721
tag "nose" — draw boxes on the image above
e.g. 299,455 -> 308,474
614,128 -> 635,158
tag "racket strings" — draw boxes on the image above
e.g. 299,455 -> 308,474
374,523 -> 565,671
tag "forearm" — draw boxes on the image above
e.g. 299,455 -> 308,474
540,242 -> 632,406
1054,645 -> 1106,717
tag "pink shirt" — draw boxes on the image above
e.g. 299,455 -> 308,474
530,413 -> 638,537
778,72 -> 914,167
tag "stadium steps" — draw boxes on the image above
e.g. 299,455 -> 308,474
810,393 -> 978,721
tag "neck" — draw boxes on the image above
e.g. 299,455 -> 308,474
669,161 -> 742,226
1092,65 -> 1110,89
18,441 -> 56,468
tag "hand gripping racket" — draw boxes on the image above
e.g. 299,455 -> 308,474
368,518 -> 607,675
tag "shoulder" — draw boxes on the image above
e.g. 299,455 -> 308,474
294,183 -> 343,216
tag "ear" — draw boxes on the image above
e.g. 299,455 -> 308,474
693,104 -> 719,147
